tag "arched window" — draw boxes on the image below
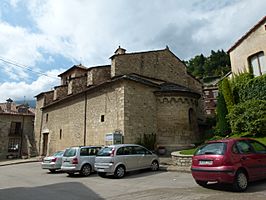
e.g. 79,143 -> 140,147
188,108 -> 194,126
249,51 -> 266,76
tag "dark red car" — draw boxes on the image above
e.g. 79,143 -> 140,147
191,138 -> 266,192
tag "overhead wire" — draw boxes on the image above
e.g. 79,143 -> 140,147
0,57 -> 59,79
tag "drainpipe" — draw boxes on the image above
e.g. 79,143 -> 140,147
84,92 -> 87,146
19,114 -> 25,158
39,111 -> 44,155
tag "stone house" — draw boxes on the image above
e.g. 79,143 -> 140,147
228,16 -> 266,76
35,47 -> 204,156
202,72 -> 232,117
0,98 -> 36,159
202,77 -> 220,116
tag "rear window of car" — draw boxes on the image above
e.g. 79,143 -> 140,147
97,147 -> 113,156
53,151 -> 64,157
195,142 -> 227,155
63,148 -> 77,157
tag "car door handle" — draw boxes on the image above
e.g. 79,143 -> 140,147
241,157 -> 247,161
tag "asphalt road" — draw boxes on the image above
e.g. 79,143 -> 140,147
1,162 -> 266,200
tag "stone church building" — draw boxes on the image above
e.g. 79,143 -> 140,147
35,47 -> 204,156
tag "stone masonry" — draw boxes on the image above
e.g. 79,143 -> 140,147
35,47 -> 204,156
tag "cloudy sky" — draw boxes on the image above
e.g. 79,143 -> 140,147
0,0 -> 265,102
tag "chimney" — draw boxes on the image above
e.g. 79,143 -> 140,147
6,98 -> 13,112
114,46 -> 126,55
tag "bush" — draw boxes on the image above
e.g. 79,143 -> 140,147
231,73 -> 253,103
227,99 -> 266,136
221,78 -> 234,110
136,133 -> 156,151
239,74 -> 266,102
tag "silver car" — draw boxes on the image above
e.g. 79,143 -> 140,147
94,144 -> 159,178
61,146 -> 101,176
41,150 -> 65,173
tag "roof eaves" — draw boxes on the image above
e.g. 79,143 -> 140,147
227,16 -> 266,53
58,64 -> 88,77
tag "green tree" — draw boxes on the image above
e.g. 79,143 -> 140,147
221,78 -> 234,111
216,91 -> 231,136
186,50 -> 230,79
186,54 -> 206,78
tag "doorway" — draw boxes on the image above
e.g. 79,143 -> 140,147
42,133 -> 49,156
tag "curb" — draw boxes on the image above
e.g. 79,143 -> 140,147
159,165 -> 191,173
0,158 -> 41,167
0,158 -> 191,173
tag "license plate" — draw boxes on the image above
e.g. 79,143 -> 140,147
97,169 -> 104,172
199,160 -> 213,165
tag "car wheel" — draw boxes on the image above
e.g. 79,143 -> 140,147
49,169 -> 56,173
98,172 -> 107,178
196,180 -> 208,187
151,161 -> 159,171
233,170 -> 248,192
114,165 -> 125,178
80,164 -> 91,177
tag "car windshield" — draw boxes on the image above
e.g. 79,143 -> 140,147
195,142 -> 226,155
97,147 -> 113,156
53,151 -> 64,157
63,148 -> 77,157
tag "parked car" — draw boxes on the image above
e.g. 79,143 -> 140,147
61,146 -> 102,176
41,150 -> 65,173
191,138 -> 266,192
94,144 -> 159,178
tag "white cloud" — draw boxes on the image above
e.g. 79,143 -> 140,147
9,0 -> 21,8
0,69 -> 63,102
0,0 -> 266,100
24,0 -> 266,62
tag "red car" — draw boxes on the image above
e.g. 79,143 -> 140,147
191,138 -> 266,192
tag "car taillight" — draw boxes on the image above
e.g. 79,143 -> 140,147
51,157 -> 57,162
110,149 -> 115,157
72,157 -> 78,164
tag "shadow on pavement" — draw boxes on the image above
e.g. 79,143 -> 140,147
198,179 -> 266,193
0,182 -> 104,200
94,169 -> 166,180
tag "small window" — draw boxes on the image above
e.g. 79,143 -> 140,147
59,129 -> 62,140
213,90 -> 219,98
97,147 -> 113,156
46,114 -> 49,123
63,148 -> 77,157
133,146 -> 146,154
8,138 -> 20,152
123,146 -> 133,155
248,140 -> 266,153
10,122 -> 21,135
101,115 -> 105,122
195,142 -> 227,155
232,144 -> 240,154
236,141 -> 253,154
188,108 -> 195,125
116,147 -> 124,155
80,148 -> 89,156
249,52 -> 266,76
